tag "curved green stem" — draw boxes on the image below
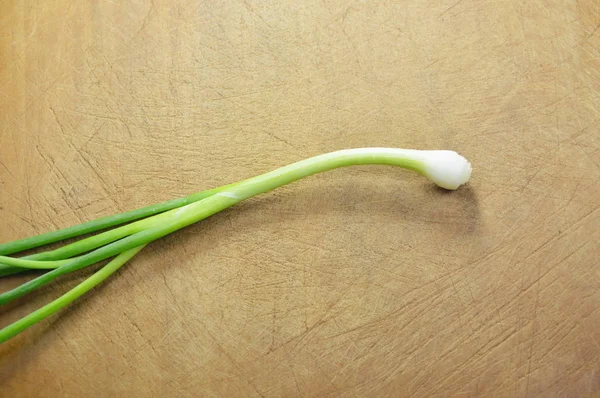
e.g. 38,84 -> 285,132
0,148 -> 435,305
0,245 -> 145,344
0,256 -> 77,270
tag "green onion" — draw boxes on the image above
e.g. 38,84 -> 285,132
0,148 -> 471,343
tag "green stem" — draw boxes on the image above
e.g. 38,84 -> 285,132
0,181 -> 247,277
0,195 -> 239,305
0,181 -> 243,257
0,256 -> 77,270
0,266 -> 37,278
0,189 -> 234,275
0,148 -> 428,305
0,245 -> 145,344
25,205 -> 184,262
0,209 -> 171,276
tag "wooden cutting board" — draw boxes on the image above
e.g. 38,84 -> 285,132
1,1 -> 599,396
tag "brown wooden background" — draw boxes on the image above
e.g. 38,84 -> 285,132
1,1 -> 599,396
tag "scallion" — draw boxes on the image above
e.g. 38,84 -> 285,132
0,148 -> 471,343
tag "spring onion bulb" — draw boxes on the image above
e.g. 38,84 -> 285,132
0,148 -> 471,343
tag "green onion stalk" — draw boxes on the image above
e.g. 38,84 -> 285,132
0,148 -> 472,343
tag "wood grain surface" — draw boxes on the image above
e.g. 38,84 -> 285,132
1,1 -> 599,396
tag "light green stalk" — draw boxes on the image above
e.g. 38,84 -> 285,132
0,256 -> 75,270
0,245 -> 145,343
